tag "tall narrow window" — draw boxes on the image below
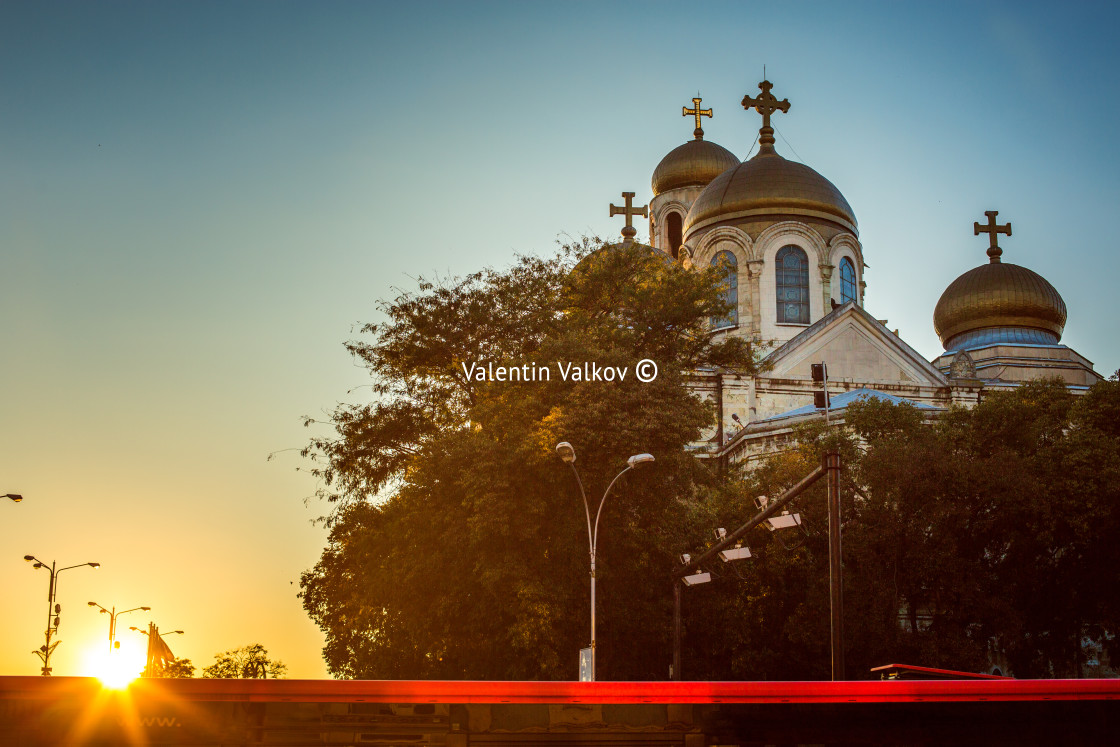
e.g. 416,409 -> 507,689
839,257 -> 857,304
776,245 -> 810,324
710,251 -> 738,330
666,212 -> 683,259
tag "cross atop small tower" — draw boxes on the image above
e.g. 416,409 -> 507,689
742,79 -> 790,151
609,192 -> 649,244
974,210 -> 1012,263
682,96 -> 713,140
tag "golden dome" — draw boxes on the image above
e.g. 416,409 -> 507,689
651,139 -> 739,196
934,260 -> 1067,349
683,149 -> 857,237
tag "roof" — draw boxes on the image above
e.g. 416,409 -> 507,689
758,388 -> 938,425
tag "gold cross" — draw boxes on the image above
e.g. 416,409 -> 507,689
609,192 -> 649,243
741,79 -> 790,150
974,210 -> 1012,263
682,97 -> 713,140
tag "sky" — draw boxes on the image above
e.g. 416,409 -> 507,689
1,1 -> 1117,680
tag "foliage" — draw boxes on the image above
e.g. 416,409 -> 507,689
201,644 -> 287,679
300,239 -> 763,680
676,378 -> 1120,680
161,658 -> 196,678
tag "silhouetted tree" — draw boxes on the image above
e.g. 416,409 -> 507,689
300,239 -> 761,680
202,644 -> 287,679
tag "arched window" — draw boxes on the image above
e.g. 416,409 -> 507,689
710,250 -> 738,330
666,212 -> 683,259
839,256 -> 857,305
776,245 -> 809,324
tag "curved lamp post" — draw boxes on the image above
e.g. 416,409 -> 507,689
556,442 -> 654,681
23,555 -> 100,675
88,602 -> 150,653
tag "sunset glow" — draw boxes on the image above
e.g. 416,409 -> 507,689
84,645 -> 144,690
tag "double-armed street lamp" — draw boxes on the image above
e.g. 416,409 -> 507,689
130,626 -> 184,637
88,602 -> 150,653
556,441 -> 655,682
23,555 -> 100,675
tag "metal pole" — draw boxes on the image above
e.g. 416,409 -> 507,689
826,451 -> 844,680
43,562 -> 56,676
589,551 -> 596,681
673,580 -> 681,681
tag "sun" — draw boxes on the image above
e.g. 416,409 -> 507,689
84,645 -> 145,689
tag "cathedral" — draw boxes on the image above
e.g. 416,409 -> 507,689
609,79 -> 1102,464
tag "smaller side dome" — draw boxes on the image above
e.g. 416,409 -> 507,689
652,139 -> 739,196
933,262 -> 1067,350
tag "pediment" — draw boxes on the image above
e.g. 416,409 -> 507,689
762,303 -> 948,387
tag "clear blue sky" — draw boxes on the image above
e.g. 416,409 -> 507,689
2,1 -> 1117,678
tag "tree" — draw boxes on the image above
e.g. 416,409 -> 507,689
668,378 -> 1120,681
201,644 -> 287,679
161,658 -> 196,678
300,239 -> 762,680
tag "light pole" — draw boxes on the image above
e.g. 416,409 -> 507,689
556,442 -> 655,682
23,555 -> 100,675
88,602 -> 150,653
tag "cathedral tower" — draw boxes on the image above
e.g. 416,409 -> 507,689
650,97 -> 739,260
679,80 -> 864,345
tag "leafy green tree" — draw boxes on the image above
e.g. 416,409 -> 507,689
300,240 -> 761,680
202,644 -> 287,679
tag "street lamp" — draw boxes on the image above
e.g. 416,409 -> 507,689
88,602 -> 151,653
556,441 -> 655,681
4,494 -> 22,502
23,555 -> 100,675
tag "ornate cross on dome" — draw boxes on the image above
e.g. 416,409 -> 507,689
683,97 -> 713,140
974,210 -> 1012,263
609,191 -> 649,244
742,79 -> 790,150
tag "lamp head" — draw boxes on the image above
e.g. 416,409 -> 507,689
5,494 -> 22,502
23,555 -> 35,562
87,601 -> 97,607
555,442 -> 576,464
141,606 -> 151,611
88,562 -> 100,569
627,453 -> 655,468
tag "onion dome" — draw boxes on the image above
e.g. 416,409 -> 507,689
683,150 -> 857,235
933,211 -> 1067,351
682,79 -> 856,237
652,139 -> 739,196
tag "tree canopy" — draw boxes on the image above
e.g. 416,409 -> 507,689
300,240 -> 761,679
201,644 -> 287,679
676,378 -> 1120,680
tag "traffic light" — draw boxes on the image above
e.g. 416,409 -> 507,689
811,363 -> 827,382
814,390 -> 830,409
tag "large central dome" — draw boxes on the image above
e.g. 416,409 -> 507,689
683,149 -> 857,236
